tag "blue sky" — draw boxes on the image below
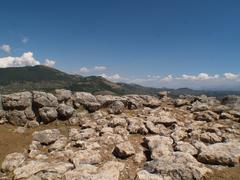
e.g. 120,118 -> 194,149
0,0 -> 240,89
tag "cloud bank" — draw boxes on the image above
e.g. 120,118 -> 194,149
0,52 -> 56,68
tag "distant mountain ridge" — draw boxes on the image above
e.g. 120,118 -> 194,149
0,65 -> 239,98
0,65 -> 161,95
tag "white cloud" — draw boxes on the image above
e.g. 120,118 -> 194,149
0,44 -> 11,53
43,59 -> 56,67
22,37 -> 29,44
161,74 -> 173,82
100,73 -> 121,81
94,66 -> 107,72
224,72 -> 239,80
0,52 -> 40,68
79,67 -> 90,74
178,73 -> 219,80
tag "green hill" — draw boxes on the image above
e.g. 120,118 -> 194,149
0,65 -> 239,98
0,65 -> 161,95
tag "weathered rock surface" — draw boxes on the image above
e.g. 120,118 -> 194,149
57,103 -> 75,119
39,107 -> 58,123
0,91 -> 240,180
113,141 -> 135,159
55,89 -> 72,104
32,129 -> 61,145
144,135 -> 173,160
2,92 -> 32,110
1,153 -> 25,172
174,141 -> 198,156
5,109 -> 35,126
73,92 -> 101,112
144,152 -> 212,180
108,100 -> 125,114
198,142 -> 240,166
33,91 -> 58,108
136,170 -> 171,180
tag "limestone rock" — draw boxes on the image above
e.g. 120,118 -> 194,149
108,117 -> 127,128
174,99 -> 190,107
32,129 -> 61,145
2,92 -> 32,110
136,170 -> 171,180
147,111 -> 177,126
33,91 -> 58,108
144,135 -> 173,160
200,132 -> 223,144
13,161 -> 49,179
57,103 -> 75,119
174,141 -> 198,156
144,152 -> 212,180
73,92 -> 101,112
5,109 -> 34,126
127,117 -> 148,134
39,107 -> 58,123
55,89 -> 72,104
191,101 -> 209,112
48,137 -> 68,152
108,100 -> 125,114
71,150 -> 102,166
113,141 -> 135,159
1,153 -> 25,172
198,142 -> 240,166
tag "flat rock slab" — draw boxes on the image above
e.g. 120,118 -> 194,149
198,142 -> 240,166
144,152 -> 212,180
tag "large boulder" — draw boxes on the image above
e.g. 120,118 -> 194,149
174,98 -> 190,107
127,117 -> 148,134
13,161 -> 50,179
1,153 -> 25,172
39,107 -> 58,123
1,92 -> 32,110
191,101 -> 209,112
144,136 -> 173,160
113,141 -> 135,159
144,152 -> 212,180
125,95 -> 161,109
73,92 -> 101,112
13,161 -> 73,179
108,100 -> 125,114
147,111 -> 177,126
57,103 -> 75,120
55,89 -> 72,104
198,142 -> 240,166
32,129 -> 61,145
96,95 -> 127,107
140,95 -> 161,108
125,95 -> 143,109
200,132 -> 223,144
5,109 -> 35,126
64,161 -> 125,180
33,91 -> 58,108
174,141 -> 198,156
71,150 -> 102,166
222,95 -> 240,111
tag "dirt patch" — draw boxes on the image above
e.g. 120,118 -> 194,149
0,124 -> 33,165
0,122 -> 72,165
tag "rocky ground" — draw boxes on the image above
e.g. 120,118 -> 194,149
0,90 -> 240,180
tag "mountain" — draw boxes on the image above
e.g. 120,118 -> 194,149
0,65 -> 161,95
0,65 -> 239,98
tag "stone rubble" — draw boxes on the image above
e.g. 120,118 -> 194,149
0,90 -> 239,179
